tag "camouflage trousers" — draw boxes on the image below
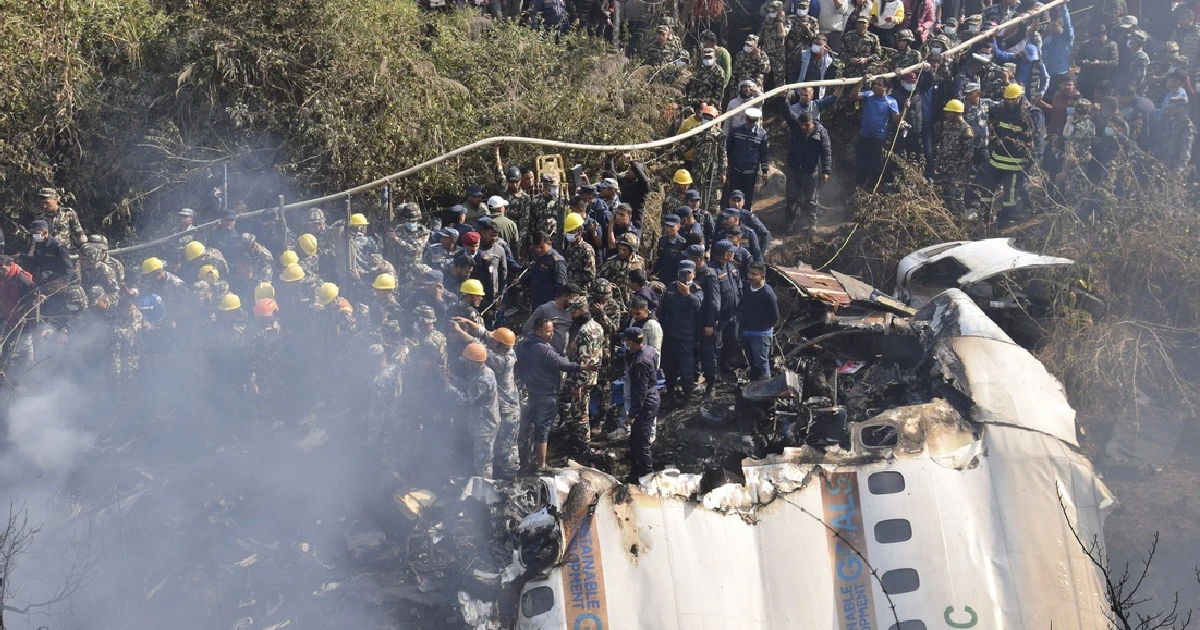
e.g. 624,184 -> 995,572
939,174 -> 969,215
494,406 -> 520,480
557,385 -> 594,453
469,411 -> 501,478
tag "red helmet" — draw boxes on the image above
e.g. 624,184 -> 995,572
253,298 -> 279,318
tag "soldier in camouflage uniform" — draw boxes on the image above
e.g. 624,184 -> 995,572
842,15 -> 882,80
411,305 -> 448,367
80,244 -> 121,306
785,0 -> 821,61
588,278 -> 624,337
495,161 -> 533,240
365,343 -> 404,466
484,329 -> 519,480
641,24 -> 681,67
181,241 -> 230,283
935,99 -> 975,215
598,233 -> 645,302
563,213 -> 596,289
756,1 -> 789,90
247,299 -> 283,404
662,170 -> 693,220
1061,98 -> 1096,197
732,36 -> 771,89
298,233 -> 321,280
688,110 -> 727,208
34,188 -> 87,253
686,48 -> 727,108
890,30 -> 922,76
444,342 -> 501,478
109,299 -> 145,394
558,298 -> 604,454
525,173 -> 566,257
384,203 -> 430,289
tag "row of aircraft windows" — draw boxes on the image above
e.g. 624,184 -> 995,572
868,471 -> 926,630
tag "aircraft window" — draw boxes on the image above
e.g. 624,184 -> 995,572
861,425 -> 900,448
867,471 -> 905,494
521,586 -> 555,618
888,622 -> 927,630
874,519 -> 912,544
881,568 -> 921,594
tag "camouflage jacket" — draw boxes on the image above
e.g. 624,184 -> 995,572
963,99 -> 993,149
641,37 -> 682,67
759,14 -> 789,60
1159,115 -> 1195,173
662,189 -> 690,217
841,30 -> 881,75
690,127 -> 727,185
890,47 -> 922,74
82,261 -> 121,304
685,64 -> 727,108
385,223 -> 430,280
503,189 -> 533,237
446,365 -> 500,431
598,254 -> 645,300
564,239 -> 596,288
182,248 -> 230,282
785,14 -> 821,57
564,318 -> 604,389
935,119 -> 974,177
485,347 -> 519,414
731,50 -> 771,87
527,195 -> 565,242
36,207 -> 87,251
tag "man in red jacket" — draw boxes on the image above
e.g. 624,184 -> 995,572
0,255 -> 35,332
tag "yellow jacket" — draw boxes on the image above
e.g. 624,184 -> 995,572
870,0 -> 904,29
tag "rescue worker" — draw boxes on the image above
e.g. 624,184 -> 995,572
384,203 -> 429,289
661,169 -> 694,216
688,105 -> 728,210
516,316 -> 587,471
485,328 -> 520,480
981,83 -> 1034,226
623,326 -> 661,482
562,212 -> 596,289
703,240 -> 743,396
138,257 -> 186,302
34,188 -> 86,253
559,297 -> 603,455
726,107 -> 770,210
651,214 -> 687,284
181,241 -> 230,283
298,233 -> 321,279
731,35 -> 771,89
659,257 -> 703,404
520,231 -> 567,309
935,99 -> 975,215
598,233 -> 644,307
443,342 -> 500,478
842,14 -> 882,80
686,48 -> 727,108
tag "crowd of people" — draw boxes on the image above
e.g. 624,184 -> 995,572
3,0 -> 1195,485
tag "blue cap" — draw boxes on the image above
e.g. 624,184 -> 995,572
221,208 -> 238,220
420,269 -> 444,284
620,326 -> 644,340
476,216 -> 494,227
685,244 -> 706,258
465,184 -> 484,197
730,189 -> 745,200
684,190 -> 701,201
438,228 -> 459,239
662,214 -> 680,226
721,208 -> 741,219
675,206 -> 693,218
678,260 -> 697,271
579,185 -> 596,194
713,239 -> 734,254
30,219 -> 48,231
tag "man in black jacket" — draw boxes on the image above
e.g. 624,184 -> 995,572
780,103 -> 833,233
622,327 -> 660,482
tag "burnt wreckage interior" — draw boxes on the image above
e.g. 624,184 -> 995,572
41,265 -> 980,630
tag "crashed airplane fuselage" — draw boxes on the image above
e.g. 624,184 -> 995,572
512,289 -> 1115,630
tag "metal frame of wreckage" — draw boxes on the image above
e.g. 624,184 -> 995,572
498,289 -> 1114,630
106,0 -> 1068,258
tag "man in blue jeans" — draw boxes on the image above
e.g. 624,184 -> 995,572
515,316 -> 589,471
854,77 -> 902,188
738,262 -> 779,381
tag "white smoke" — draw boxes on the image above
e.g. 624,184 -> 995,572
6,379 -> 94,473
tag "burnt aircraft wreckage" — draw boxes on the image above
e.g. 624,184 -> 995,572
25,265 -> 1114,630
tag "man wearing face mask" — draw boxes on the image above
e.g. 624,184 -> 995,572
23,220 -> 75,294
724,80 -> 762,135
384,203 -> 430,289
525,173 -> 566,258
562,212 -> 597,289
759,2 -> 790,90
558,297 -> 604,456
726,108 -> 770,210
795,35 -> 839,98
786,0 -> 821,60
896,72 -> 925,158
687,105 -> 728,211
732,35 -> 771,90
686,48 -> 728,109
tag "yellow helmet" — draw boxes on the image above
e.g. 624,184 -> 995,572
280,263 -> 305,282
254,282 -> 275,300
198,264 -> 220,283
673,169 -> 693,185
373,273 -> 397,290
943,99 -> 965,113
349,213 -> 369,226
1003,83 -> 1024,99
218,293 -> 242,311
317,282 -> 339,306
460,279 -> 486,296
184,240 -> 206,262
563,212 -> 585,233
280,250 -> 299,266
140,257 -> 164,274
298,233 -> 318,256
